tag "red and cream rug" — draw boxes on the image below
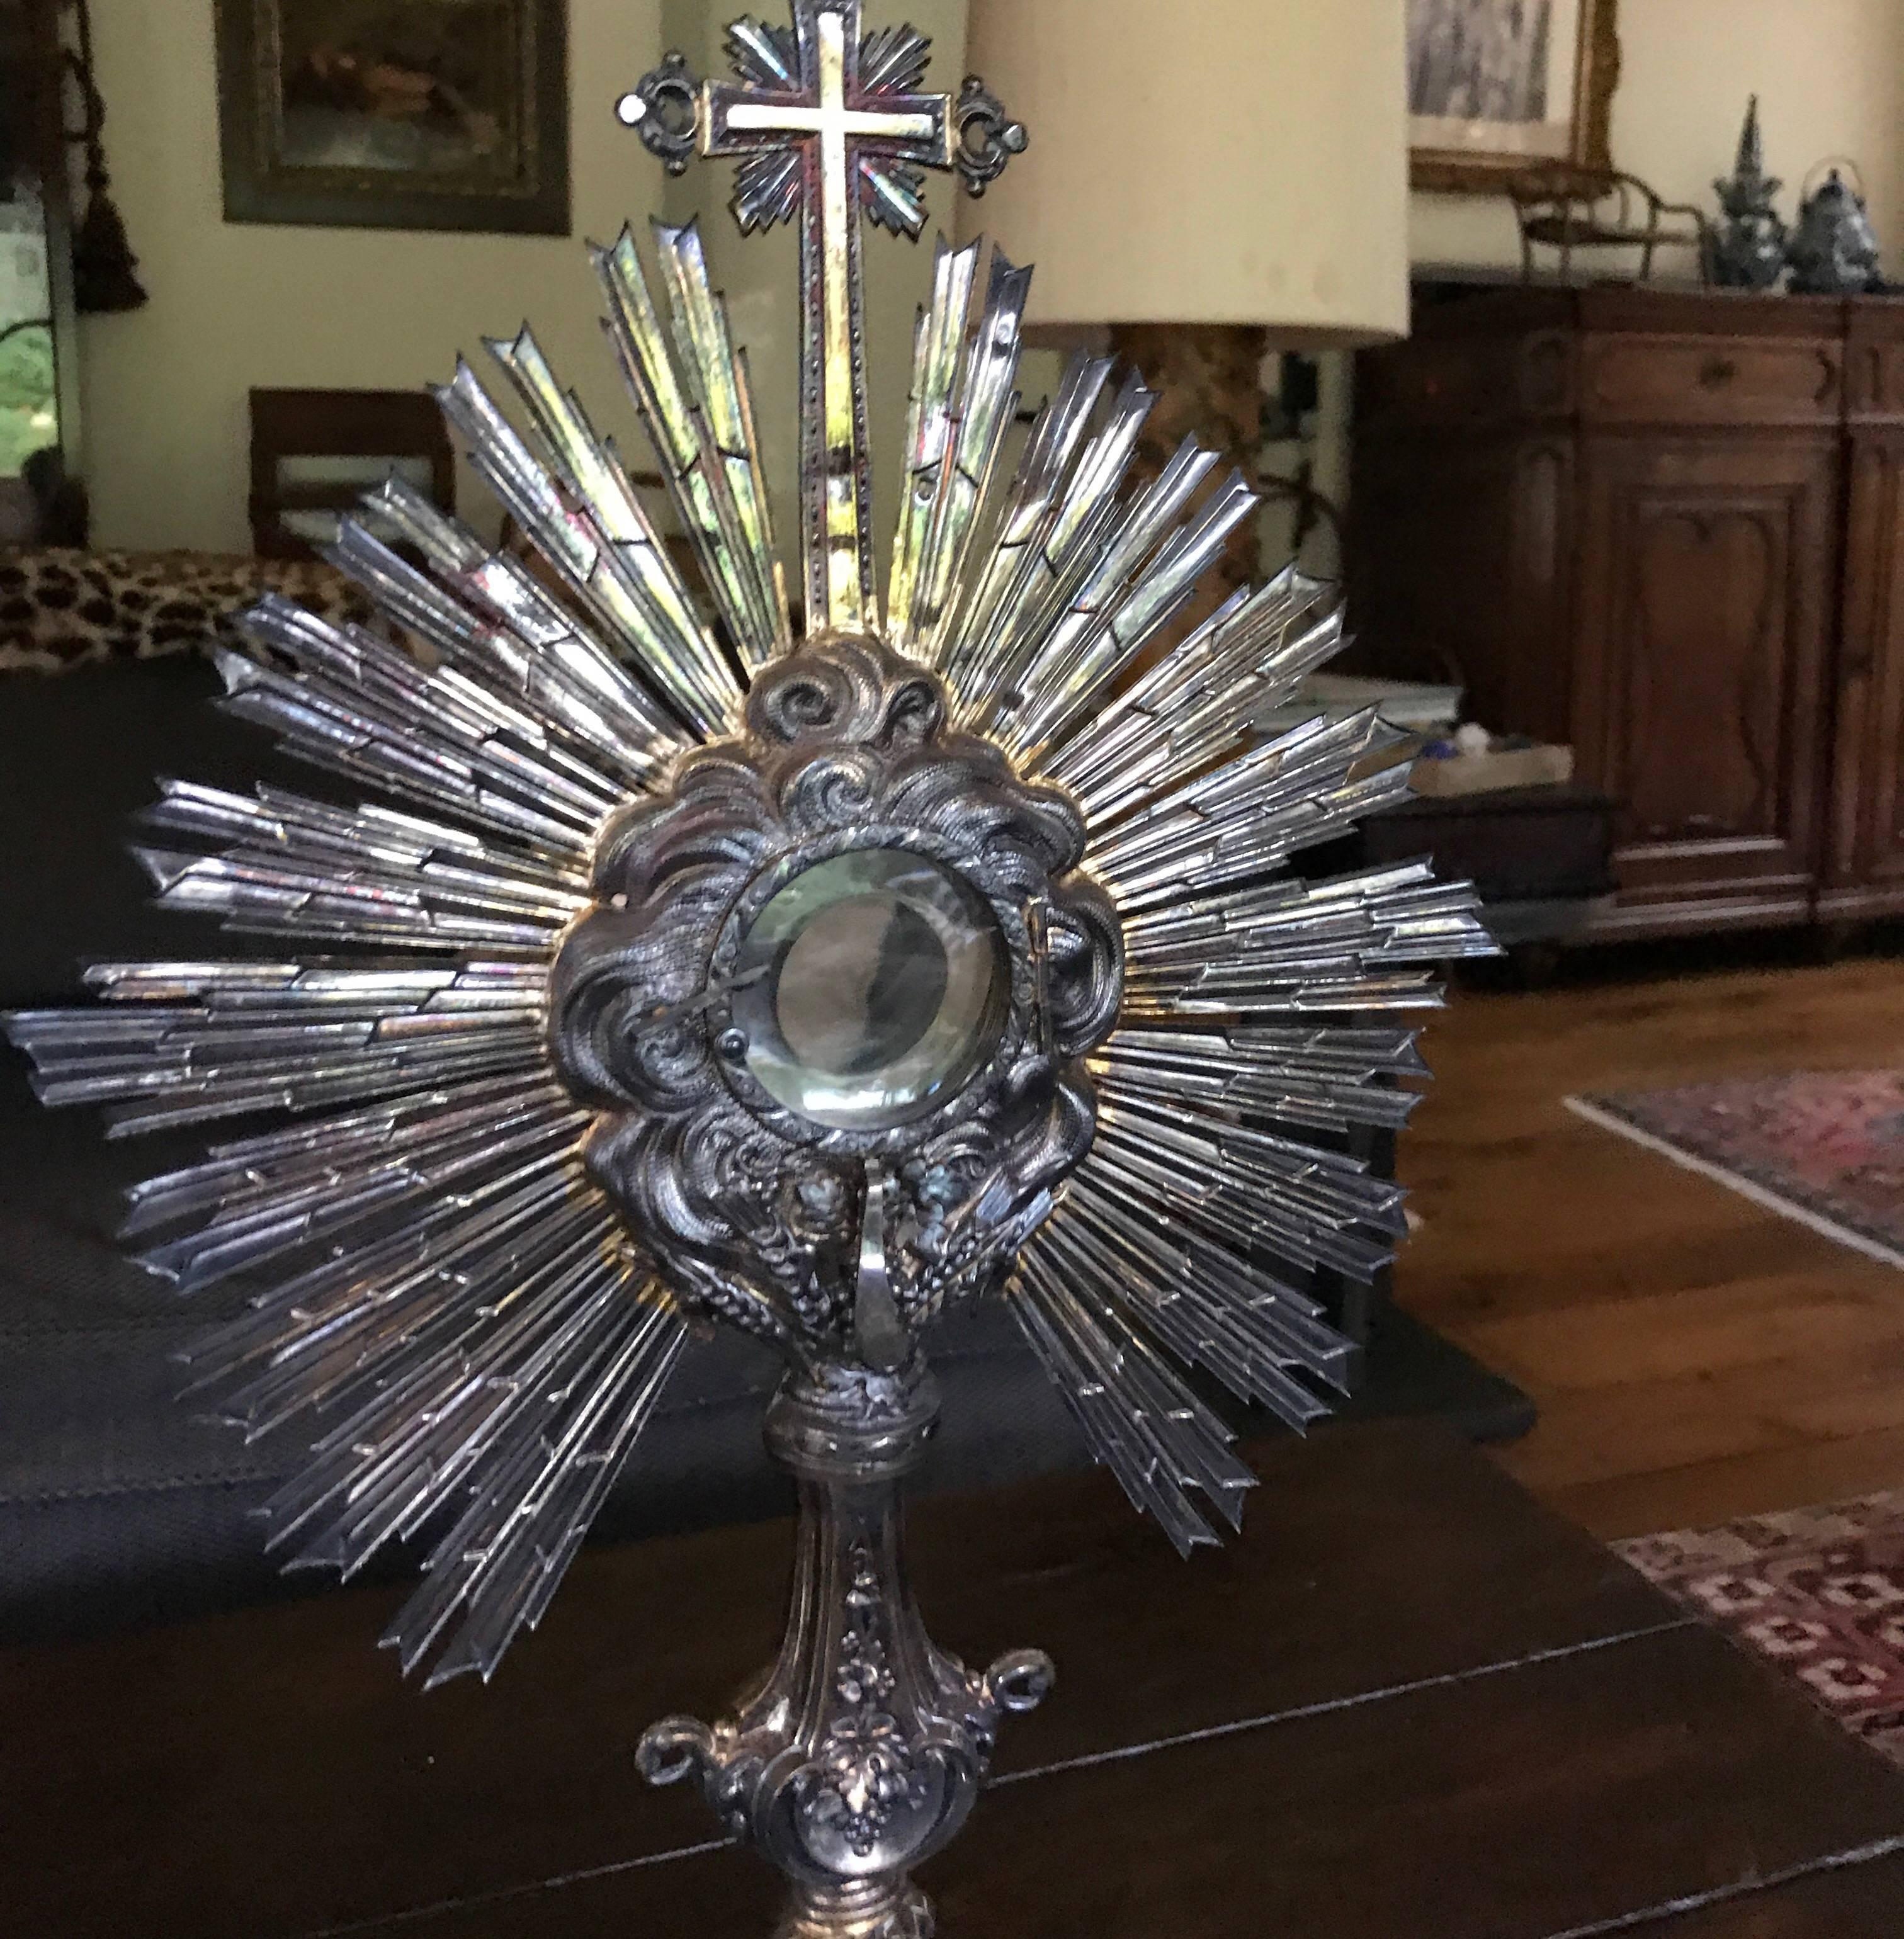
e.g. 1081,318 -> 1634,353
1567,1070 -> 1904,1268
1618,1493 -> 1904,1770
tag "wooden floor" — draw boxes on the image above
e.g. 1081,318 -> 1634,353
1396,942 -> 1904,1542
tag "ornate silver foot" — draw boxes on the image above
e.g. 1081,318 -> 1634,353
638,1364 -> 1053,1936
774,1880 -> 935,1939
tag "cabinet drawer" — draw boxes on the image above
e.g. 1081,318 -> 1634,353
1359,330 -> 1575,431
1582,334 -> 1841,428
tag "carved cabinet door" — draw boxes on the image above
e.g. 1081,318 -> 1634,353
1573,434 -> 1837,929
1825,428 -> 1904,916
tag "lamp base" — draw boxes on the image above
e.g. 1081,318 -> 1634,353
637,1362 -> 1055,1939
1108,322 -> 1267,635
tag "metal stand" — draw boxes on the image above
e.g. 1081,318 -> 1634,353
638,1362 -> 1054,1938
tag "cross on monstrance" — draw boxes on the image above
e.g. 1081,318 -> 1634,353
620,1 -> 1026,635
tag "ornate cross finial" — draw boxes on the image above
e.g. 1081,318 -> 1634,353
618,4 -> 1026,636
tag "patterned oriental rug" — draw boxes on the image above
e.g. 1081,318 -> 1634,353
1618,1495 -> 1904,1770
1567,1070 -> 1904,1269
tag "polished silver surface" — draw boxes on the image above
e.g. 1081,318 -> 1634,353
2,6 -> 1493,1935
549,628 -> 1118,1378
638,1362 -> 1051,1939
622,0 -> 1028,636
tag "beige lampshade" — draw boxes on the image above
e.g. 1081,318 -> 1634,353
960,0 -> 1410,344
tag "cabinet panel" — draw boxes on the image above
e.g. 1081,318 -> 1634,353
1845,303 -> 1904,424
1575,436 -> 1835,920
1357,329 -> 1576,433
1347,435 -> 1573,742
1582,334 -> 1841,430
1825,431 -> 1904,914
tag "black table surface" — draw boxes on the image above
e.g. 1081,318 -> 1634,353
4,1418 -> 1902,1938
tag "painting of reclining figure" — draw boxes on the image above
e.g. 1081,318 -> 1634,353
215,0 -> 570,234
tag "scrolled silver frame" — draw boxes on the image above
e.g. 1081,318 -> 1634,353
551,630 -> 1123,1379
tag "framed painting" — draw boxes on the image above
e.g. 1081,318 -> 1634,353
215,0 -> 570,235
1408,0 -> 1621,193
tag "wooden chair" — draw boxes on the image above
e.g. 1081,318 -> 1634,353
248,387 -> 454,560
1509,170 -> 1710,285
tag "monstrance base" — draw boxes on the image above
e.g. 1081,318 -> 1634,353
776,1877 -> 937,1939
638,1361 -> 1053,1938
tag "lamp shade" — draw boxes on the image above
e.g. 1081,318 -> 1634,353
960,0 -> 1410,344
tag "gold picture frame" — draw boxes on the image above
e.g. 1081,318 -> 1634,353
1409,0 -> 1622,195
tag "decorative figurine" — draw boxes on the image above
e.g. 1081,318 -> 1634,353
1709,96 -> 1787,290
4,5 -> 1492,1935
1788,159 -> 1883,294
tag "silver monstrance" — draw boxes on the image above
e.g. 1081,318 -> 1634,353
6,6 -> 1490,1935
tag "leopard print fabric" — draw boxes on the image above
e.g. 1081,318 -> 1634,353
0,549 -> 375,676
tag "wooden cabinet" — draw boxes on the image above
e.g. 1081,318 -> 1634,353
1823,307 -> 1904,919
1574,434 -> 1836,930
1352,287 -> 1904,940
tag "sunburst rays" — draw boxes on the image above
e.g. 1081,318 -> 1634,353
3,220 -> 1491,1680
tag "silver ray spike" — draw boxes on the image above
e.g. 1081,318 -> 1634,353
176,1152 -> 586,1399
403,1298 -> 688,1688
726,14 -> 796,88
5,958 -> 550,1134
1091,742 -> 1420,915
1036,582 -> 1258,802
650,221 -> 789,659
1096,1092 -> 1408,1233
254,1208 -> 629,1547
594,221 -> 787,666
975,436 -> 1218,727
943,363 -> 1153,709
25,1027 -> 543,1136
290,1201 -> 627,1467
938,348 -> 1116,693
127,779 -> 587,955
122,1069 -> 560,1216
1109,1019 -> 1429,1082
1125,864 -> 1497,1012
133,1105 -> 586,1296
1011,1246 -> 1252,1556
429,368 -> 739,740
142,779 -> 585,891
1040,582 -> 1348,818
216,652 -> 603,858
888,237 -> 980,643
83,959 -> 546,1006
482,322 -> 748,696
1089,738 -> 1390,890
130,1104 -> 585,1297
218,1190 -> 613,1447
324,509 -> 691,766
1089,1099 -> 1400,1284
255,1290 -> 659,1685
1043,1188 -> 1350,1422
859,21 -> 931,97
1093,1027 -> 1424,1135
955,447 -> 1208,742
910,249 -> 1032,651
1000,466 -> 1261,759
229,588 -> 650,828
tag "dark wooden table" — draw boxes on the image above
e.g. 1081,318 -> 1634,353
5,1420 -> 1903,1938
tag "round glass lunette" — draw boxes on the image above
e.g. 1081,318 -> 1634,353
726,849 -> 1009,1132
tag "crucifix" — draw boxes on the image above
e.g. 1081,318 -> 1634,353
620,2 -> 1026,637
